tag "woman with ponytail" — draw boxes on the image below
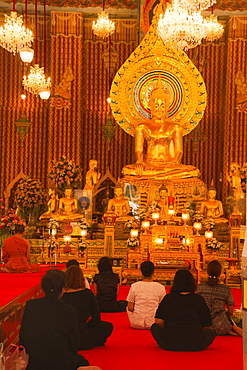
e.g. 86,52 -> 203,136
19,269 -> 91,370
197,260 -> 242,336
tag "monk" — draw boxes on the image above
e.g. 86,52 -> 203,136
1,224 -> 39,273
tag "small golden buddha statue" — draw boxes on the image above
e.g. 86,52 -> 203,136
200,183 -> 227,224
107,184 -> 132,221
122,77 -> 200,180
53,187 -> 82,221
84,159 -> 101,191
40,187 -> 59,220
227,162 -> 243,214
156,185 -> 168,219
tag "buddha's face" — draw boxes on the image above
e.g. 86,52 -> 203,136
65,188 -> 73,198
208,189 -> 216,200
159,189 -> 168,199
89,160 -> 97,170
152,97 -> 166,119
115,187 -> 123,198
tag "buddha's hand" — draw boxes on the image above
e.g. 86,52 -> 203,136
135,161 -> 146,176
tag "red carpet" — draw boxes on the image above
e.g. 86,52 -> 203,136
0,269 -> 243,370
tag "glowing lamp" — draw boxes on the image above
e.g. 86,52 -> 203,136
39,89 -> 51,100
193,221 -> 202,235
20,46 -> 34,63
106,97 -> 111,103
152,212 -> 160,225
80,229 -> 87,237
205,230 -> 213,239
49,228 -> 57,236
64,235 -> 71,242
156,237 -> 164,245
182,212 -> 190,225
130,229 -> 139,238
141,220 -> 150,229
182,237 -> 190,246
21,93 -> 26,100
168,208 -> 175,216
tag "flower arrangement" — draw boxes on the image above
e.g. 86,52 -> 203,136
0,202 -> 24,236
204,218 -> 215,231
126,237 -> 139,248
78,237 -> 88,252
15,177 -> 47,219
240,164 -> 247,193
48,218 -> 60,230
136,207 -> 148,222
77,218 -> 91,230
48,155 -> 82,190
206,238 -> 222,250
192,211 -> 204,223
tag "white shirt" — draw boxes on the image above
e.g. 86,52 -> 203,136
127,281 -> 166,329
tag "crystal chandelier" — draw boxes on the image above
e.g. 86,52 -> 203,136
204,14 -> 224,42
92,11 -> 115,38
177,0 -> 216,11
157,4 -> 207,50
0,11 -> 33,54
23,64 -> 51,96
157,2 -> 224,50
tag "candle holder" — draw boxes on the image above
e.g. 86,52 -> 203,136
181,212 -> 190,226
205,229 -> 213,239
141,220 -> 150,234
193,221 -> 202,236
130,228 -> 139,238
152,212 -> 160,225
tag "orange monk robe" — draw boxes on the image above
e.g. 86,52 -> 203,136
2,236 -> 39,272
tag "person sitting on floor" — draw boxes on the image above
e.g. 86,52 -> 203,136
127,261 -> 166,329
93,256 -> 127,312
65,259 -> 90,289
19,269 -> 91,370
1,224 -> 39,273
151,269 -> 216,351
62,265 -> 113,350
197,260 -> 242,336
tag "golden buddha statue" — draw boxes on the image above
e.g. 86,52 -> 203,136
156,185 -> 169,219
122,77 -> 200,180
227,162 -> 243,214
200,183 -> 227,224
107,184 -> 132,221
40,187 -> 59,220
54,187 -> 82,221
84,159 -> 101,191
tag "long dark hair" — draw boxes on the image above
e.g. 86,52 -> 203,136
65,265 -> 85,290
41,269 -> 66,299
170,269 -> 196,293
207,260 -> 222,286
98,256 -> 113,273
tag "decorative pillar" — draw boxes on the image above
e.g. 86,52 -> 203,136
103,211 -> 116,257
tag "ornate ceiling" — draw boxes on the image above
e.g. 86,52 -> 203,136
2,0 -> 247,10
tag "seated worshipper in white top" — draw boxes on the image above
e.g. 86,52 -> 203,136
127,261 -> 166,329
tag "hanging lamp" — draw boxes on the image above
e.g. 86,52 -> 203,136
20,0 -> 34,63
39,0 -> 51,100
92,0 -> 115,38
0,0 -> 33,54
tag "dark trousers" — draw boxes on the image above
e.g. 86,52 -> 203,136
151,324 -> 215,352
79,321 -> 113,350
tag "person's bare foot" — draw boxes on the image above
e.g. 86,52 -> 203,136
232,325 -> 242,337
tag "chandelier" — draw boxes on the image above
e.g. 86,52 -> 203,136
23,64 -> 51,96
157,3 -> 224,50
177,0 -> 216,11
157,4 -> 207,50
204,14 -> 224,41
92,11 -> 115,38
0,11 -> 33,54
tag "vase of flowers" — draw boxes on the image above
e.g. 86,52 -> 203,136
78,238 -> 88,257
77,218 -> 91,230
126,237 -> 139,249
15,177 -> 47,223
206,237 -> 222,252
204,218 -> 215,231
240,164 -> 247,193
0,202 -> 24,247
48,155 -> 82,191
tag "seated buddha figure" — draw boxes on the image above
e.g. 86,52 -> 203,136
40,187 -> 59,220
200,185 -> 228,224
107,184 -> 133,221
122,77 -> 200,180
54,187 -> 82,221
